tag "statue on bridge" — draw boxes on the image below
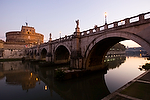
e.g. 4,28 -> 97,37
76,20 -> 79,28
49,33 -> 52,42
75,20 -> 80,32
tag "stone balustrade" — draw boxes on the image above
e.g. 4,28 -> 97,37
79,12 -> 150,36
49,12 -> 150,41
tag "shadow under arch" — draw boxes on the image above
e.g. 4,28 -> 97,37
85,31 -> 150,70
54,45 -> 70,64
41,48 -> 47,60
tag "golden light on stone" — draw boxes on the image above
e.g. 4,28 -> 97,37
36,78 -> 38,81
44,85 -> 48,90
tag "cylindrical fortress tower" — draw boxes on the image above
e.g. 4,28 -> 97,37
6,25 -> 44,45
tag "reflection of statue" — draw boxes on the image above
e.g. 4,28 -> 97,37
76,20 -> 79,28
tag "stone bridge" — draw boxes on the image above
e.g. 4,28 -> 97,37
26,12 -> 150,70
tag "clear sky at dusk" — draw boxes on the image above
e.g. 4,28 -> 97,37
0,0 -> 150,47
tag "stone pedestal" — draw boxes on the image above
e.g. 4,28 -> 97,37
75,28 -> 80,33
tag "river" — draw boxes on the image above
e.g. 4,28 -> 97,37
0,56 -> 149,100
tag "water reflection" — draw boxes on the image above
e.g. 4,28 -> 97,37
105,56 -> 146,93
0,55 -> 147,100
26,61 -> 111,100
105,55 -> 126,69
0,61 -> 110,100
39,68 -> 110,100
0,61 -> 39,91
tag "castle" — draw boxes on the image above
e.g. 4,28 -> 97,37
6,25 -> 43,44
0,24 -> 44,59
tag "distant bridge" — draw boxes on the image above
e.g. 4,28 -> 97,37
26,12 -> 150,70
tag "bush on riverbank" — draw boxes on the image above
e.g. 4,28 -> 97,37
55,69 -> 66,81
142,63 -> 150,70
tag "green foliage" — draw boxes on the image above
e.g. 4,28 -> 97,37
55,69 -> 65,81
142,63 -> 150,70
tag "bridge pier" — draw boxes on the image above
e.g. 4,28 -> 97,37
70,20 -> 84,69
70,58 -> 83,69
70,51 -> 83,69
36,53 -> 40,60
46,34 -> 53,62
46,54 -> 52,62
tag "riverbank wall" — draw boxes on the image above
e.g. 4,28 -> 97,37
102,69 -> 150,100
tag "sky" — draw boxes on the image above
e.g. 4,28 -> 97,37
0,0 -> 150,47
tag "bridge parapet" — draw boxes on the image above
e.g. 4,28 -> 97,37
51,35 -> 74,43
29,12 -> 150,44
35,12 -> 150,42
80,12 -> 150,36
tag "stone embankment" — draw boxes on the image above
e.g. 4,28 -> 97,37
102,69 -> 150,100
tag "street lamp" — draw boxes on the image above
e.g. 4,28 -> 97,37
59,31 -> 61,39
104,12 -> 107,25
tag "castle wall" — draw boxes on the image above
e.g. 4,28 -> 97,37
0,44 -> 26,59
2,49 -> 24,59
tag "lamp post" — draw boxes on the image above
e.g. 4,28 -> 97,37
104,12 -> 107,25
59,31 -> 61,39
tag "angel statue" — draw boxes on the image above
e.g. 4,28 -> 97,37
76,20 -> 79,28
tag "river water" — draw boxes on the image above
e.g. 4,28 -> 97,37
0,56 -> 149,100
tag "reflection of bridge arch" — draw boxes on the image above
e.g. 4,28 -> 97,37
85,31 -> 150,70
54,45 -> 70,64
41,48 -> 47,60
37,67 -> 110,100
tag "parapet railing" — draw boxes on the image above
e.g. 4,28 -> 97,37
51,35 -> 74,43
80,12 -> 150,36
51,12 -> 150,43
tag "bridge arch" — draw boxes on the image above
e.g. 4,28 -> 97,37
41,48 -> 47,60
54,44 -> 71,64
84,31 -> 150,70
54,43 -> 71,55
